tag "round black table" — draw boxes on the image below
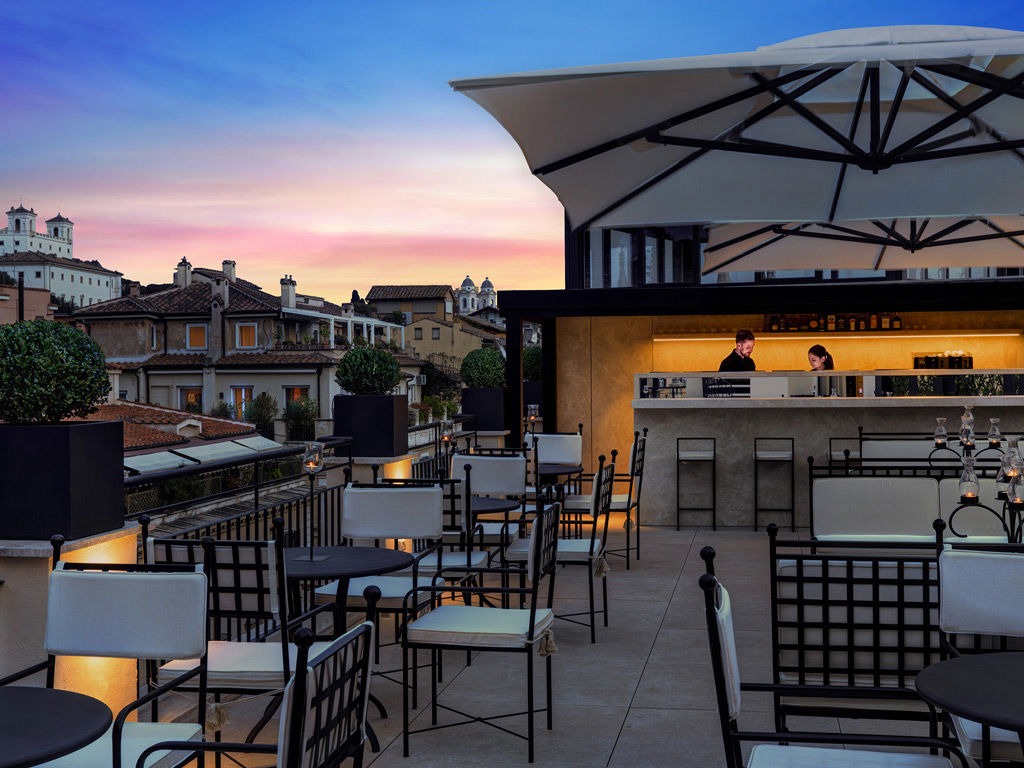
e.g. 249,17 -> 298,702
0,687 -> 112,768
471,495 -> 522,515
284,545 -> 415,616
538,462 -> 584,483
916,652 -> 1024,764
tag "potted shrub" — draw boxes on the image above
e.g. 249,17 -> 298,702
243,392 -> 278,439
0,319 -> 123,540
333,346 -> 408,457
460,347 -> 506,431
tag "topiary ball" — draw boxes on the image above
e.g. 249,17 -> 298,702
460,347 -> 506,389
335,346 -> 402,395
0,320 -> 110,424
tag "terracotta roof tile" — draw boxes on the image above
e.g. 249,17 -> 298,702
367,285 -> 453,301
218,350 -> 338,366
0,251 -> 119,275
78,401 -> 257,450
138,353 -> 208,368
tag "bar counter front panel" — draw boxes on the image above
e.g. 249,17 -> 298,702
634,371 -> 1024,528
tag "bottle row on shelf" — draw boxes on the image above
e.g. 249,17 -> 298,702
763,312 -> 903,333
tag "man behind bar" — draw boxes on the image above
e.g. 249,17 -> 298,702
719,329 -> 756,372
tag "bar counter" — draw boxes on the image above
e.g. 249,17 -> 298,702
633,371 -> 1024,528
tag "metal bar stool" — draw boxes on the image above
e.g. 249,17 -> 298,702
753,437 -> 795,531
676,437 -> 716,530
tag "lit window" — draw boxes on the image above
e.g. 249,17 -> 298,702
186,324 -> 208,350
431,327 -> 440,340
179,387 -> 203,412
284,386 -> 309,402
236,323 -> 257,349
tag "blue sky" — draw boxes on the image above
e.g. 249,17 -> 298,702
4,1 -> 1023,299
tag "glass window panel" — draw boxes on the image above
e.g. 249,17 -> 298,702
236,324 -> 257,348
609,230 -> 631,287
644,236 -> 658,285
187,324 -> 207,349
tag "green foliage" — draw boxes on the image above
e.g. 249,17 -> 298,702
354,335 -> 368,348
460,347 -> 506,389
244,392 -> 278,437
422,359 -> 460,400
335,346 -> 401,395
50,293 -> 77,314
0,320 -> 110,424
523,346 -> 543,381
209,400 -> 233,418
284,395 -> 319,440
423,394 -> 458,421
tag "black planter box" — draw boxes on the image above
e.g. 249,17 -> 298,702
333,394 -> 409,457
461,387 -> 505,432
0,420 -> 125,541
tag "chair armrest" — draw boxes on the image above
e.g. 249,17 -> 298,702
0,659 -> 50,686
114,662 -> 206,741
741,682 -> 923,700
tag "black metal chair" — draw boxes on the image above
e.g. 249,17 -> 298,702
0,561 -> 209,768
699,567 -> 966,768
400,500 -> 560,763
138,622 -> 374,768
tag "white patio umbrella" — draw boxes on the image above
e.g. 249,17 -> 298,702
451,26 -> 1024,233
702,215 -> 1024,274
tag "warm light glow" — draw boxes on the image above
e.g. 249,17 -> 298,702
654,332 -> 1024,342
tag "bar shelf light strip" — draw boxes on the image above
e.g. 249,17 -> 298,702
654,331 -> 1023,342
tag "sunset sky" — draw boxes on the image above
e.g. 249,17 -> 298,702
5,1 -> 1024,303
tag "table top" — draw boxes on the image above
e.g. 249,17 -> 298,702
471,495 -> 522,514
0,687 -> 112,768
283,545 -> 414,581
538,462 -> 584,478
916,652 -> 1024,733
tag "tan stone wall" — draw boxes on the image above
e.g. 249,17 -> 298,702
89,318 -> 153,357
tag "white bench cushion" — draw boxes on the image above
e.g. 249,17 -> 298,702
951,715 -> 1022,762
748,744 -> 951,767
812,476 -> 939,537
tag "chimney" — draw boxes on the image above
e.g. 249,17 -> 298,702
127,281 -> 140,297
222,260 -> 236,282
175,257 -> 192,288
280,274 -> 296,309
212,277 -> 229,308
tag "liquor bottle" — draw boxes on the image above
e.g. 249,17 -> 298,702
848,315 -> 858,331
869,312 -> 879,330
880,312 -> 891,330
858,316 -> 867,331
818,313 -> 826,330
779,315 -> 787,331
837,316 -> 847,331
809,315 -> 819,331
826,314 -> 836,332
769,315 -> 779,331
892,313 -> 903,330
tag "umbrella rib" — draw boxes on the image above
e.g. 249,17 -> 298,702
828,68 -> 871,222
750,71 -> 866,159
868,219 -> 912,249
533,67 -> 820,176
701,230 -> 797,275
877,65 -> 911,155
656,135 -> 851,164
897,137 -> 1024,164
703,224 -> 781,253
920,62 -> 1024,101
909,70 -> 1024,166
917,218 -> 977,245
887,67 -> 1024,158
784,226 -> 895,248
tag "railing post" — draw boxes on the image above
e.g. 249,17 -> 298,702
254,457 -> 261,511
139,514 -> 151,563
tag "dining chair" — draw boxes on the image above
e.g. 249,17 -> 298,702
148,522 -> 339,745
137,622 -> 374,768
938,547 -> 1024,764
0,561 -> 209,768
400,499 -> 560,763
450,452 -> 528,549
507,455 -> 613,643
699,570 -> 965,768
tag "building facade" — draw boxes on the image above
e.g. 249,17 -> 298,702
0,204 -> 121,307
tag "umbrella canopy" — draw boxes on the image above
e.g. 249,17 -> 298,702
452,26 -> 1024,232
703,215 -> 1024,274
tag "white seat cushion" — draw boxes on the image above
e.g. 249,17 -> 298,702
416,549 -> 489,571
406,604 -> 554,648
748,744 -> 951,767
160,639 -> 333,688
40,722 -> 202,768
755,449 -> 793,461
563,494 -> 591,510
504,538 -> 531,560
557,538 -> 601,563
313,574 -> 432,610
678,450 -> 714,461
952,714 -> 1023,762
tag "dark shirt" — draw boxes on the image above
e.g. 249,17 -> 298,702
719,350 -> 756,372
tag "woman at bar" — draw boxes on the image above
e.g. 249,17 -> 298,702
808,344 -> 835,371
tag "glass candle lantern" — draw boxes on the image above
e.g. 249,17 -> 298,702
958,456 -> 980,503
440,419 -> 455,445
302,441 -> 325,474
934,417 -> 948,447
988,418 -> 1002,447
1009,472 -> 1024,505
999,437 -> 1023,497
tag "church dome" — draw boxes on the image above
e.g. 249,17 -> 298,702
480,277 -> 494,293
460,275 -> 476,290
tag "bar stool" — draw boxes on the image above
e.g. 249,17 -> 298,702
753,437 -> 795,531
677,437 -> 716,530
